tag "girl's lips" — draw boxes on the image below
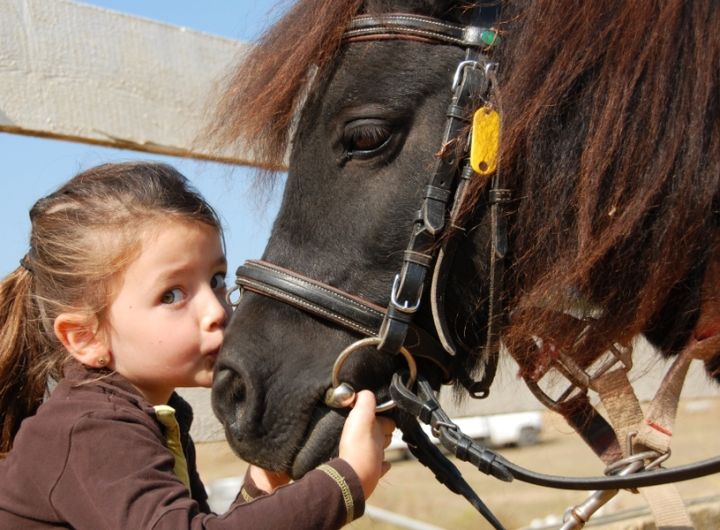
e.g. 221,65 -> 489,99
204,347 -> 221,358
202,350 -> 220,369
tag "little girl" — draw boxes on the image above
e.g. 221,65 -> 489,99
0,162 -> 393,529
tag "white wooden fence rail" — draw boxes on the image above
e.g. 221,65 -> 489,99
1,0 -> 258,165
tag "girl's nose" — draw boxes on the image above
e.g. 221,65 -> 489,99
202,289 -> 229,331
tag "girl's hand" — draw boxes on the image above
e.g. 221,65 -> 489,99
338,390 -> 395,498
247,465 -> 291,493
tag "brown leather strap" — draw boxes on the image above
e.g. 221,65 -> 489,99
345,14 -> 496,49
235,260 -> 453,381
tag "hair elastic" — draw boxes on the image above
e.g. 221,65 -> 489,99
19,255 -> 33,274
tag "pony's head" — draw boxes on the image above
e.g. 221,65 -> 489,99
209,0 -> 720,477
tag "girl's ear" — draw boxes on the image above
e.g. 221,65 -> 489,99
54,313 -> 111,369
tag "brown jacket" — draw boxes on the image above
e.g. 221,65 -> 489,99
0,364 -> 364,529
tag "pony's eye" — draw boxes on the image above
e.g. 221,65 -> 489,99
342,119 -> 392,159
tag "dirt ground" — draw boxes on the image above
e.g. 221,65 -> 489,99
195,396 -> 720,529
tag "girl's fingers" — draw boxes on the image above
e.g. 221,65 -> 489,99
349,391 -> 395,447
351,390 -> 377,422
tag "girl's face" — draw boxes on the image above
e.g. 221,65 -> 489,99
105,220 -> 229,405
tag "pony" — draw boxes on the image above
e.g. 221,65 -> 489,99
207,0 -> 720,525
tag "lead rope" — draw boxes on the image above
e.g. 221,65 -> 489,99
389,373 -> 720,482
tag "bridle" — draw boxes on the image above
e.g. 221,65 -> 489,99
234,11 -> 507,407
231,10 -> 720,530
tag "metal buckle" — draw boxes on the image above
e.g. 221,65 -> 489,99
525,341 -> 633,413
560,433 -> 671,529
484,61 -> 498,79
390,273 -> 422,313
451,60 -> 480,91
604,431 -> 671,477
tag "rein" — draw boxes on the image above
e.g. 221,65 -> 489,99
232,11 -> 720,530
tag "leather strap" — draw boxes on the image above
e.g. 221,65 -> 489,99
430,164 -> 476,356
395,410 -> 507,530
377,48 -> 492,360
236,260 -> 383,337
345,14 -> 496,49
235,260 -> 453,380
389,373 -> 720,490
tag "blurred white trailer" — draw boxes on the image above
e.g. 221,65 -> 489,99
388,410 -> 543,457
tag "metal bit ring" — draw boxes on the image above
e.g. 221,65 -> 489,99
325,337 -> 417,412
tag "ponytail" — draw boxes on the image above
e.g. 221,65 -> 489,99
0,265 -> 56,456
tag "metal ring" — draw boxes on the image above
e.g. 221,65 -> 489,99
431,420 -> 457,438
330,337 -> 417,412
604,450 -> 661,476
226,285 -> 242,307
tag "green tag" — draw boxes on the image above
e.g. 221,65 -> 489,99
480,29 -> 500,47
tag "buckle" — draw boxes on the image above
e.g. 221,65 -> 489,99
390,274 -> 422,313
525,341 -> 633,413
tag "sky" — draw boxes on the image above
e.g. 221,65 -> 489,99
1,0 -> 290,277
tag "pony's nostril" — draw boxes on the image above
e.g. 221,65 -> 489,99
212,367 -> 248,427
229,377 -> 246,406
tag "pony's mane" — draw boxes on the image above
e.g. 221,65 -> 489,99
489,1 -> 720,369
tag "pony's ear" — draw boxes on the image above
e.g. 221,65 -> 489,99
53,313 -> 110,368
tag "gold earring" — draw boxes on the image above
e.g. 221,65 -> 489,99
97,357 -> 108,367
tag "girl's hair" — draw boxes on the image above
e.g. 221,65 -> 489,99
0,161 -> 223,456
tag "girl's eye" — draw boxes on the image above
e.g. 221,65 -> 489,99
210,272 -> 226,290
161,288 -> 185,305
342,119 -> 392,159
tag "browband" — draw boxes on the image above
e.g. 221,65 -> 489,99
345,14 -> 497,49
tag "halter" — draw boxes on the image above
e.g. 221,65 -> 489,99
232,11 -> 720,530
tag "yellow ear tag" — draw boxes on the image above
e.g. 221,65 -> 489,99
470,106 -> 500,176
